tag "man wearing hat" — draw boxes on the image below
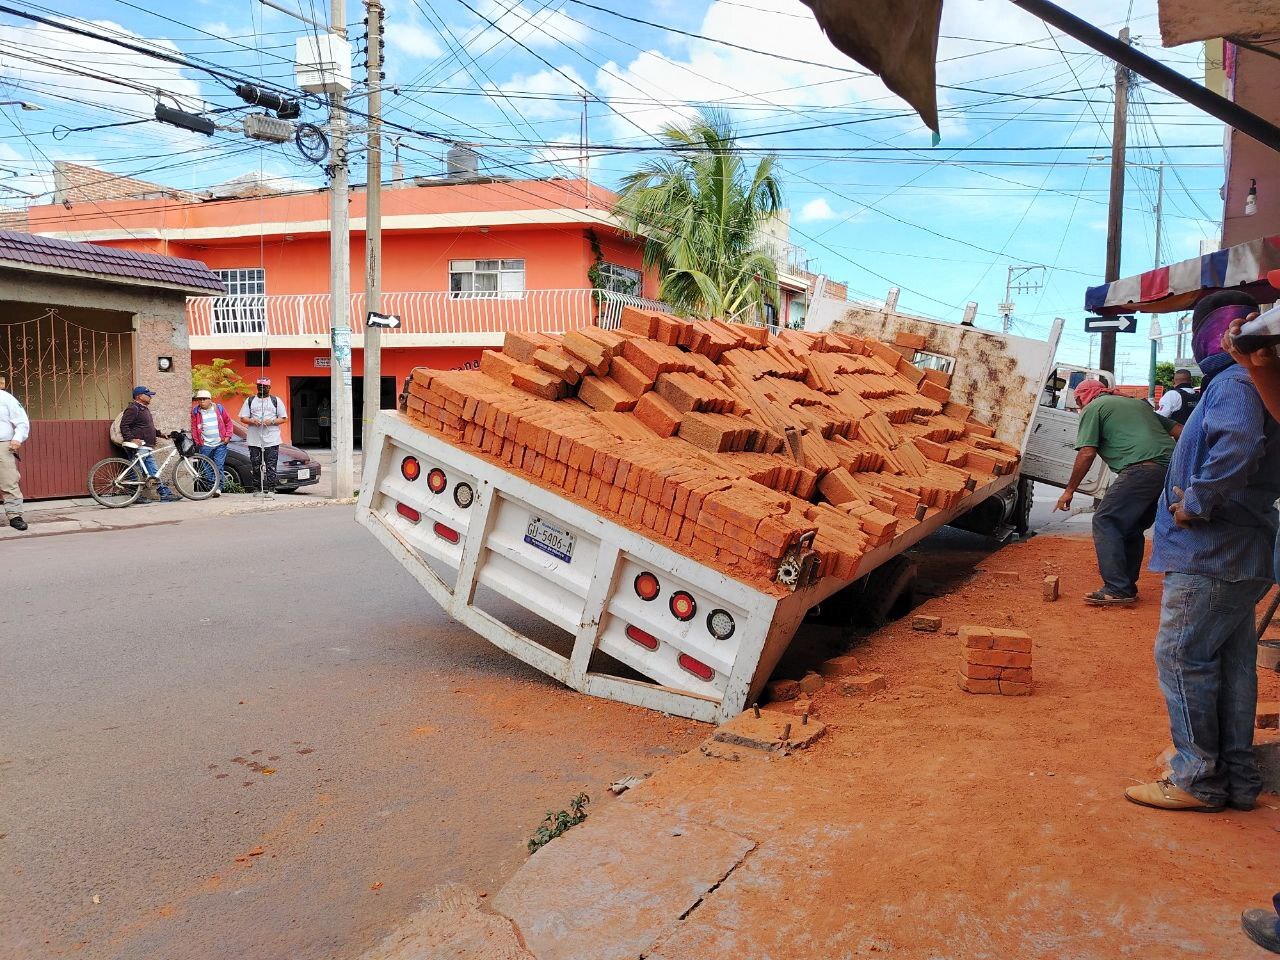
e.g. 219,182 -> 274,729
238,378 -> 288,495
1126,290 -> 1280,815
119,386 -> 178,503
1054,377 -> 1181,605
190,389 -> 233,497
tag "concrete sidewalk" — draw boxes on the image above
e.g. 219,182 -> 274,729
0,490 -> 354,540
397,533 -> 1279,960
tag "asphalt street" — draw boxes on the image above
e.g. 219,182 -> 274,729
0,506 -> 702,960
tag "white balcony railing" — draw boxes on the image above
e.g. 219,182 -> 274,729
186,289 -> 670,340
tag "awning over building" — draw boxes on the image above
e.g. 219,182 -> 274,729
1085,235 -> 1280,315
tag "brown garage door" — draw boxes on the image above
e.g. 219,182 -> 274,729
16,420 -> 116,500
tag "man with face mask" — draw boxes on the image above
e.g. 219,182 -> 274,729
238,378 -> 288,496
1125,291 -> 1280,815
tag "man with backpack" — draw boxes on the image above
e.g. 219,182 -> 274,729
1157,368 -> 1200,424
239,378 -> 288,496
190,390 -> 233,498
118,386 -> 178,503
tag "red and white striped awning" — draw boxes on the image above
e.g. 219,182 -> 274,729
1085,235 -> 1280,316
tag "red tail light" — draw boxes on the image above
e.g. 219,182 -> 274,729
396,502 -> 421,522
625,625 -> 658,650
634,571 -> 660,601
677,653 -> 714,682
427,468 -> 447,494
433,522 -> 460,544
401,456 -> 421,481
669,590 -> 696,622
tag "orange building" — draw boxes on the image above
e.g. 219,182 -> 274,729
24,167 -> 663,447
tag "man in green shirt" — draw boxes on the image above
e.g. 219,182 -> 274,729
1054,379 -> 1181,605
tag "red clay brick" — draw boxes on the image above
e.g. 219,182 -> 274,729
998,680 -> 1032,696
958,675 -> 1000,695
959,626 -> 995,649
961,662 -> 1002,680
989,629 -> 1033,654
635,392 -> 682,437
966,649 -> 1033,669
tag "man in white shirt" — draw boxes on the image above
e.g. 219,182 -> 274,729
238,377 -> 288,496
0,373 -> 30,531
1156,368 -> 1199,425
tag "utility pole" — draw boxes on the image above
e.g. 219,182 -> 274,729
328,0 -> 354,499
361,0 -> 384,468
1100,26 -> 1130,377
1152,161 -> 1164,268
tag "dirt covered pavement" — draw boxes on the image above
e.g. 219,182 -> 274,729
483,532 -> 1280,960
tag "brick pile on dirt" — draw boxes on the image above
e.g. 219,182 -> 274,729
959,626 -> 1033,696
403,307 -> 1019,587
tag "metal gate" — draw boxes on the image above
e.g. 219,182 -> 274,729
0,309 -> 133,499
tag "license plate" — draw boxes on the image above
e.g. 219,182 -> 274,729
296,468 -> 311,480
524,516 -> 575,563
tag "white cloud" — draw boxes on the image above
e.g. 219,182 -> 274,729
484,66 -> 588,121
799,197 -> 836,222
475,0 -> 590,49
386,22 -> 444,60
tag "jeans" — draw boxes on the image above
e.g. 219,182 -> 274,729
1155,571 -> 1269,806
198,443 -> 228,478
1091,460 -> 1167,596
249,444 -> 279,491
130,451 -> 173,499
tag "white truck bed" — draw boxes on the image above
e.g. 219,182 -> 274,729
357,412 -> 1016,723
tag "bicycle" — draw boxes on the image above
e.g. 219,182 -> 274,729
86,430 -> 221,508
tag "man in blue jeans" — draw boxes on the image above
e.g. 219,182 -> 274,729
1054,378 -> 1179,604
1126,291 -> 1280,813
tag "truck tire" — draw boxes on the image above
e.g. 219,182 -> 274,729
1014,478 -> 1035,535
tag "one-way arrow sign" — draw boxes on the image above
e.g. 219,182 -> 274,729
1084,314 -> 1137,334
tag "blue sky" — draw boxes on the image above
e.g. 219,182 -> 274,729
0,0 -> 1224,377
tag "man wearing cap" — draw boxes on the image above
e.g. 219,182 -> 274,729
239,378 -> 288,496
120,386 -> 178,503
1054,378 -> 1181,605
190,390 -> 233,498
0,372 -> 30,531
1126,290 -> 1280,815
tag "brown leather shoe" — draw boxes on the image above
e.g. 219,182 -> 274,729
1125,777 -> 1225,812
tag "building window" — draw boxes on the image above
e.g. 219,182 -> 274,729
212,267 -> 266,334
449,259 -> 525,299
597,262 -> 642,296
912,350 -> 955,374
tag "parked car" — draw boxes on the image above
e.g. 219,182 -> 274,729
221,425 -> 322,492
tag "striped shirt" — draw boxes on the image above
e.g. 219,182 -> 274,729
1150,362 -> 1280,582
198,406 -> 222,445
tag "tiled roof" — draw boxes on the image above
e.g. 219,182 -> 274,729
0,229 -> 223,293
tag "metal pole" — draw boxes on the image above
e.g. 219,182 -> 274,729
361,0 -> 383,470
1100,27 -> 1130,377
329,0 -> 353,499
1153,162 -> 1164,268
1009,0 -> 1280,154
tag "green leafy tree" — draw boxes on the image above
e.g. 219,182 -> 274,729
612,111 -> 782,318
1154,360 -> 1200,389
192,357 -> 253,400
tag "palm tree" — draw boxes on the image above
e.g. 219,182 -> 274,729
612,111 -> 783,319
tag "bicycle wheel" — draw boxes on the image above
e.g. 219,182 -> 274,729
172,454 -> 220,501
87,457 -> 142,508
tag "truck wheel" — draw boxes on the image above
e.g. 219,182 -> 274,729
843,555 -> 918,632
1015,478 -> 1035,534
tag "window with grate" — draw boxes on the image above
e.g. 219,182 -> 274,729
212,268 -> 267,334
912,350 -> 956,374
597,262 -> 642,296
448,259 -> 525,299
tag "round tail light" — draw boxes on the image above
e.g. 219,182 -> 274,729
453,482 -> 474,508
669,590 -> 696,622
634,572 -> 660,601
427,468 -> 447,494
401,456 -> 421,481
707,609 -> 736,640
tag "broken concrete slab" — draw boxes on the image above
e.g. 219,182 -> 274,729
911,614 -> 942,632
492,803 -> 754,960
837,673 -> 887,695
712,708 -> 826,752
360,882 -> 532,960
1258,702 -> 1279,731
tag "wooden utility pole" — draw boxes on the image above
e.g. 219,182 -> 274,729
1100,27 -> 1130,377
361,0 -> 384,467
328,0 -> 354,498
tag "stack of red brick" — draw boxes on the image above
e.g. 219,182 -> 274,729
959,626 -> 1033,696
402,306 -> 1020,587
